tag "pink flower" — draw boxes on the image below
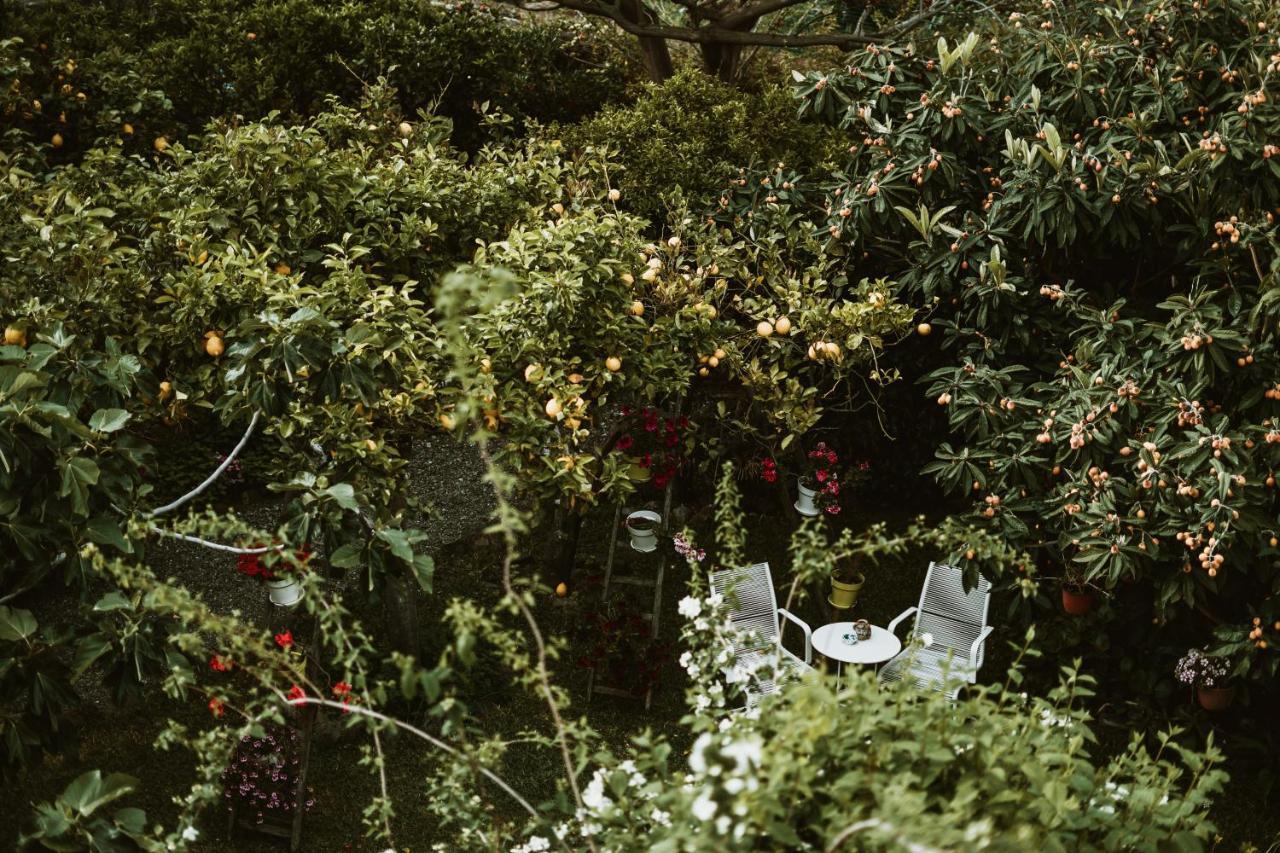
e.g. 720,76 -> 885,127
815,469 -> 829,483
825,480 -> 840,495
825,504 -> 842,515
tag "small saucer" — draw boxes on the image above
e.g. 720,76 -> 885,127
794,501 -> 820,517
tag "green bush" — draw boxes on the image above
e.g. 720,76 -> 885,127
562,68 -> 843,219
6,0 -> 637,151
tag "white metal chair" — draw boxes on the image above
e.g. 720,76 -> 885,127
709,562 -> 813,706
878,562 -> 992,700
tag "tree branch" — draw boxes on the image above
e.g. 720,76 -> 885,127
144,410 -> 261,518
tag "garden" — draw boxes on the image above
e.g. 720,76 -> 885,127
1,0 -> 1279,849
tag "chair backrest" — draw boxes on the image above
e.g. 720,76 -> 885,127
709,562 -> 779,651
917,562 -> 990,630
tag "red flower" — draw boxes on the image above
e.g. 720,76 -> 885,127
208,697 -> 225,717
825,504 -> 842,515
825,480 -> 841,496
654,473 -> 670,489
664,431 -> 679,448
332,681 -> 352,698
210,654 -> 233,672
237,552 -> 262,577
274,630 -> 294,649
639,453 -> 652,469
815,469 -> 829,483
678,416 -> 690,429
762,469 -> 778,483
286,684 -> 306,703
617,434 -> 635,451
643,411 -> 659,432
826,450 -> 838,465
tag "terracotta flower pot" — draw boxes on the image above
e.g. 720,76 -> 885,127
829,571 -> 865,610
1061,585 -> 1095,616
1196,685 -> 1235,711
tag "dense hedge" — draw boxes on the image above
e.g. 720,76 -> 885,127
561,68 -> 845,220
2,0 -> 637,152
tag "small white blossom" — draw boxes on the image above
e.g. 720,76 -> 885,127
678,596 -> 703,619
650,807 -> 671,827
692,791 -> 717,821
181,827 -> 199,842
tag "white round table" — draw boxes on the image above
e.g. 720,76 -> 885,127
812,623 -> 901,675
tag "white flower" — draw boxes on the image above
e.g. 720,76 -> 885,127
689,733 -> 713,773
650,807 -> 671,827
707,591 -> 724,607
511,837 -> 551,853
607,188 -> 621,202
678,596 -> 703,619
919,632 -> 934,648
582,770 -> 610,811
181,827 -> 199,842
692,791 -> 717,821
721,738 -> 763,771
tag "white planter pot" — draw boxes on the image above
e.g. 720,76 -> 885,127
794,482 -> 820,517
266,576 -> 303,608
626,510 -> 662,553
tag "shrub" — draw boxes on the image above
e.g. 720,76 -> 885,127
6,0 -> 637,152
561,68 -> 843,219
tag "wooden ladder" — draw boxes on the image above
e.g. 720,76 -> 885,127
587,402 -> 682,711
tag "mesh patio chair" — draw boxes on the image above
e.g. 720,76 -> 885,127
877,562 -> 992,700
709,562 -> 813,706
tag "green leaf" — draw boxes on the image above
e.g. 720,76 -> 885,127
323,482 -> 359,511
0,606 -> 38,641
411,553 -> 434,593
88,408 -> 130,433
92,592 -> 132,612
375,528 -> 414,562
86,516 -> 131,552
328,543 -> 363,569
73,633 -> 112,675
61,770 -> 136,816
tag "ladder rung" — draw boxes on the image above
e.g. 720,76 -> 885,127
612,575 -> 656,588
592,685 -> 643,699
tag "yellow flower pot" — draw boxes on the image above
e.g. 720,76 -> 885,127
829,571 -> 865,610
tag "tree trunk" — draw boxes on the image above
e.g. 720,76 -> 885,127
701,42 -> 745,84
619,0 -> 675,82
544,503 -> 584,588
384,572 -> 421,658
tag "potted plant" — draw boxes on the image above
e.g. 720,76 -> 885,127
237,546 -> 310,608
796,442 -> 842,517
829,557 -> 865,610
1174,648 -> 1234,711
221,725 -> 315,832
1061,567 -> 1096,616
625,510 -> 662,552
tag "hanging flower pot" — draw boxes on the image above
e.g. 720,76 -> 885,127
626,510 -> 661,553
829,562 -> 865,610
1196,685 -> 1235,711
266,575 -> 303,608
794,480 -> 820,517
1061,584 -> 1095,616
